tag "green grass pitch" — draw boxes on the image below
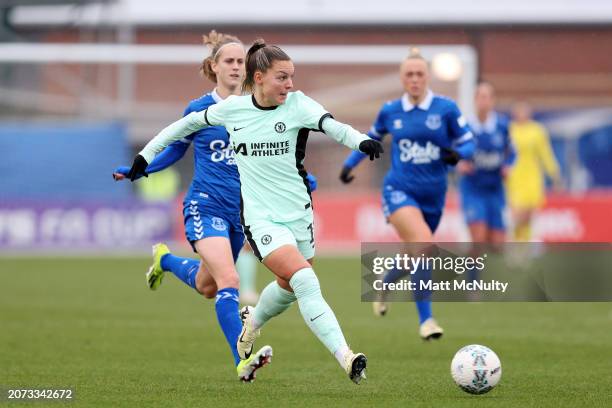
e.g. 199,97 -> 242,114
1,256 -> 611,407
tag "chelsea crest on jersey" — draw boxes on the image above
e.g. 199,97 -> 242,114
204,91 -> 331,223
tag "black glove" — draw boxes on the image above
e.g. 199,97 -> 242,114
127,154 -> 149,182
441,148 -> 461,166
359,140 -> 384,161
339,166 -> 354,184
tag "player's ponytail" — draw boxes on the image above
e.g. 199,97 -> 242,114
242,39 -> 291,93
199,30 -> 242,83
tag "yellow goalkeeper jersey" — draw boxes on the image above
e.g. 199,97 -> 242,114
506,120 -> 559,209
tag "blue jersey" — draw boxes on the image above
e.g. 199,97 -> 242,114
178,90 -> 241,216
369,90 -> 473,189
462,112 -> 514,190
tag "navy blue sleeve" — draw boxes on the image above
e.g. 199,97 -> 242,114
145,141 -> 189,173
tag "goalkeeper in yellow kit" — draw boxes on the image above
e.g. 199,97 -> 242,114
506,101 -> 561,241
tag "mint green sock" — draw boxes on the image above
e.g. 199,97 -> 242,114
252,281 -> 296,328
289,268 -> 348,355
236,250 -> 258,294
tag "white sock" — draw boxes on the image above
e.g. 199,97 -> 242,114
252,281 -> 296,329
289,268 -> 349,365
334,345 -> 351,369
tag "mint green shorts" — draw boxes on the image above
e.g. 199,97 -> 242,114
242,212 -> 315,261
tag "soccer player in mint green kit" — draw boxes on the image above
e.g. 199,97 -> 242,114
127,39 -> 384,384
115,31 -> 274,382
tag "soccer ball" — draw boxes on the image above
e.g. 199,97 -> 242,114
450,344 -> 502,394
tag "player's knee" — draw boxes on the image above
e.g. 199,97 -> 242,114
289,267 -> 320,297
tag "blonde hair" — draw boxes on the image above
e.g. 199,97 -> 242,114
404,47 -> 429,66
199,30 -> 243,83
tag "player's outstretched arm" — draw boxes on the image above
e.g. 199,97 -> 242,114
127,110 -> 210,181
339,147 -> 371,183
113,141 -> 189,181
139,110 -> 210,164
321,116 -> 369,150
443,103 -> 475,165
324,119 -> 383,183
441,138 -> 475,166
321,117 -> 383,164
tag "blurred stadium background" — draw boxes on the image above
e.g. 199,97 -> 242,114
1,0 -> 611,254
2,2 -> 612,407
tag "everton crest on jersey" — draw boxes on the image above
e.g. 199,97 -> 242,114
425,114 -> 442,130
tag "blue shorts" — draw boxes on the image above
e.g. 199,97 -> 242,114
381,181 -> 446,233
183,199 -> 245,262
459,182 -> 506,231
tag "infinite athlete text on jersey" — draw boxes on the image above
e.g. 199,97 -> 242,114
233,140 -> 290,156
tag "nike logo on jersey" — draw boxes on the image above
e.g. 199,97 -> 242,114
310,312 -> 325,322
233,126 -> 246,131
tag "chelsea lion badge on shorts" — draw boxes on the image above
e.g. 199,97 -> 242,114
211,217 -> 227,231
261,234 -> 272,245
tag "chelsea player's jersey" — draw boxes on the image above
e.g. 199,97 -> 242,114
369,90 -> 472,189
178,89 -> 241,215
205,91 -> 332,223
464,112 -> 514,189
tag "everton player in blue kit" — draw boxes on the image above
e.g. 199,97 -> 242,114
458,82 -> 515,246
457,82 -> 514,289
113,31 -> 278,382
339,49 -> 475,339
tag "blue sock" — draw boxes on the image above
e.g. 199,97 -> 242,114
467,265 -> 479,283
411,266 -> 433,324
383,267 -> 409,284
215,288 -> 242,366
161,254 -> 199,291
